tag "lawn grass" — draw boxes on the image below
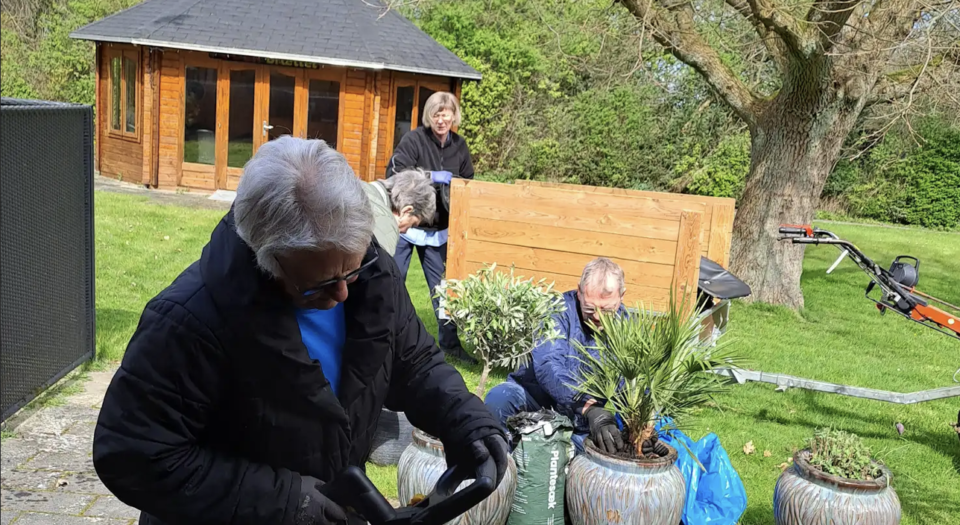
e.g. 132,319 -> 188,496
94,191 -> 959,524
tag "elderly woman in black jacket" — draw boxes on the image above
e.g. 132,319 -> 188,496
386,91 -> 474,363
92,137 -> 508,525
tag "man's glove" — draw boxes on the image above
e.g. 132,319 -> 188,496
640,434 -> 670,458
294,475 -> 348,525
585,406 -> 624,454
449,434 -> 511,486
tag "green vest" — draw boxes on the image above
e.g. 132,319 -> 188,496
363,181 -> 399,257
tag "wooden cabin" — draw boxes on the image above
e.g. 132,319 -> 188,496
70,0 -> 480,191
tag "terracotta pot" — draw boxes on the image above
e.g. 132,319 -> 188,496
566,440 -> 685,525
397,429 -> 517,525
774,450 -> 901,525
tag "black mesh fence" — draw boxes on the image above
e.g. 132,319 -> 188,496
1,98 -> 96,422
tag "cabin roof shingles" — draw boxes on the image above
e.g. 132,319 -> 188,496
70,0 -> 480,80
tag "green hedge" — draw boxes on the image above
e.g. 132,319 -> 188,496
826,120 -> 960,230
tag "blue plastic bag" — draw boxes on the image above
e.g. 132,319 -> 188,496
655,418 -> 747,525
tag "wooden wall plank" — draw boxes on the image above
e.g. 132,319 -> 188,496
710,203 -> 736,267
341,69 -> 367,174
375,72 -> 392,178
470,192 -> 680,240
94,44 -> 101,173
463,262 -> 672,312
359,72 -> 374,181
181,163 -> 216,190
470,219 -> 679,266
157,50 -> 183,188
448,179 -> 704,313
516,179 -> 735,266
673,210 -> 703,316
467,240 -> 676,288
446,178 -> 471,283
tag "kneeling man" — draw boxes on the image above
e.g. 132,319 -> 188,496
484,257 -> 628,453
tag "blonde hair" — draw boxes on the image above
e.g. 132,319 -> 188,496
421,91 -> 462,129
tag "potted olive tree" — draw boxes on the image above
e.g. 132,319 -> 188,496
565,294 -> 743,525
396,263 -> 566,525
774,428 -> 901,525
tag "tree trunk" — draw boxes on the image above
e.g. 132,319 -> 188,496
476,364 -> 491,398
730,76 -> 866,308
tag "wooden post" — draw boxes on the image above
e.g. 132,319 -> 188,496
446,178 -> 471,282
215,60 -> 230,189
673,210 -> 703,318
366,71 -> 381,181
94,43 -> 101,173
359,71 -> 374,181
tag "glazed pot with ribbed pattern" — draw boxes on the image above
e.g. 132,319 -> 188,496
397,428 -> 517,525
566,439 -> 685,525
774,450 -> 901,525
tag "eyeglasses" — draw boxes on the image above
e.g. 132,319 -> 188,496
277,244 -> 379,297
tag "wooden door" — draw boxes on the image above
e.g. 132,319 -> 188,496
180,56 -> 221,191
217,63 -> 258,190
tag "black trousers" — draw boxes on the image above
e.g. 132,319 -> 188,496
393,237 -> 460,350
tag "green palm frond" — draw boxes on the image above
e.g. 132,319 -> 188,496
570,288 -> 746,451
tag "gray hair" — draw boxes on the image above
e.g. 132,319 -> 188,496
579,257 -> 626,296
234,136 -> 373,278
380,169 -> 437,225
421,91 -> 462,129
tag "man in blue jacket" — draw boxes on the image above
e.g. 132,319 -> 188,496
484,258 -> 628,454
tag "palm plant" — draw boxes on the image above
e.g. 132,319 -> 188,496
572,292 -> 744,458
436,263 -> 567,397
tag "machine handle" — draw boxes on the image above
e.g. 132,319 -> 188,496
318,455 -> 498,525
778,225 -> 812,237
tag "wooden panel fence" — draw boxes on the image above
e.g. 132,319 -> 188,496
446,179 -> 705,313
514,180 -> 736,268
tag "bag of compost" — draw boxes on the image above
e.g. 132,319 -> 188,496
506,410 -> 575,525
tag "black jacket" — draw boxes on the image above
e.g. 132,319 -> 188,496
386,126 -> 474,231
92,210 -> 502,525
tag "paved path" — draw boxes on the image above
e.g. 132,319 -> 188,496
1,369 -> 141,524
94,174 -> 233,210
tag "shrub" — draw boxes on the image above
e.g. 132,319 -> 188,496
435,264 -> 566,396
805,428 -> 883,481
680,132 -> 751,199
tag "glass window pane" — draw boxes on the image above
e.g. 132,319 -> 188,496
123,57 -> 137,133
183,66 -> 218,165
393,86 -> 414,148
110,57 -> 121,131
307,79 -> 340,147
228,70 -> 256,168
268,73 -> 295,141
416,87 -> 436,128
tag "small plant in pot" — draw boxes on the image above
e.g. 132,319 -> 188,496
395,264 -> 566,525
565,294 -> 743,525
774,428 -> 901,525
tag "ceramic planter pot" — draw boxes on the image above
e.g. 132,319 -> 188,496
566,440 -> 685,525
774,450 -> 901,525
397,429 -> 517,525
368,409 -> 416,466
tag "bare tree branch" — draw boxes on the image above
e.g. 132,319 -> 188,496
621,0 -> 762,126
723,0 -> 793,71
806,0 -> 862,52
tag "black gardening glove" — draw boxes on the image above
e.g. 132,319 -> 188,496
294,475 -> 348,525
585,406 -> 624,454
640,434 -> 670,457
449,434 -> 511,486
